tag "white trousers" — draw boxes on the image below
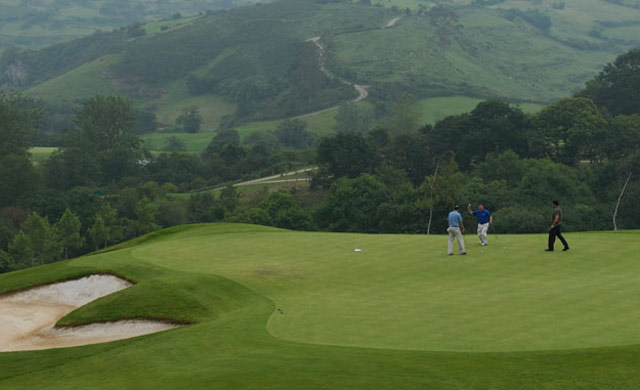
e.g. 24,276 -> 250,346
447,227 -> 465,254
477,223 -> 489,245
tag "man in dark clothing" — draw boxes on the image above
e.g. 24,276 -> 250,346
545,200 -> 569,252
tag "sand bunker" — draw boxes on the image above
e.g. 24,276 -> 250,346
0,275 -> 178,352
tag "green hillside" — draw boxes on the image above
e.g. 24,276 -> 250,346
1,224 -> 640,388
0,0 -> 269,50
5,0 -> 640,141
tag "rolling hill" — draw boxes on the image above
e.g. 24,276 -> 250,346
0,0 -> 270,50
4,0 -> 640,142
1,224 -> 640,388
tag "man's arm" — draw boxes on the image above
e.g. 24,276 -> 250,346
460,221 -> 465,234
489,215 -> 493,225
551,214 -> 560,228
467,204 -> 473,215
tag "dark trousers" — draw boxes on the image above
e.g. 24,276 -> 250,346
548,225 -> 569,250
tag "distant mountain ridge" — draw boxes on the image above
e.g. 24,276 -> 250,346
2,0 -> 640,129
0,0 -> 271,50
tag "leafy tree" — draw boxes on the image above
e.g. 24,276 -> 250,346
385,131 -> 435,185
384,93 -> 421,134
51,95 -> 142,187
473,150 -> 525,186
0,154 -> 40,209
274,119 -> 315,149
580,48 -> 640,115
518,158 -> 594,208
89,204 -> 123,249
315,174 -> 387,232
133,197 -> 159,235
259,190 -> 313,231
334,103 -> 375,133
156,199 -> 187,228
57,208 -> 84,259
226,207 -> 272,226
220,185 -> 240,212
463,100 -> 529,161
605,114 -> 640,159
316,132 -> 378,184
147,152 -> 204,186
493,206 -> 547,234
163,136 -> 187,152
187,192 -> 218,223
530,97 -> 607,165
7,232 -> 32,270
0,91 -> 41,209
135,110 -> 158,134
88,216 -> 107,251
0,249 -> 16,273
176,106 -> 203,133
9,212 -> 61,266
0,91 -> 39,157
74,95 -> 138,152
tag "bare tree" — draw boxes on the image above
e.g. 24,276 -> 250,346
613,172 -> 632,231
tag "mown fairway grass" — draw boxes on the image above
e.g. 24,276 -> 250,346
1,224 -> 640,388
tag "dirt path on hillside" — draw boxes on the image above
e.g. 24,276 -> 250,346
234,167 -> 316,187
0,275 -> 178,352
297,37 -> 369,119
385,16 -> 403,28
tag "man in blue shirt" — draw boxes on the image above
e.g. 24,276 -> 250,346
447,206 -> 466,255
467,203 -> 493,246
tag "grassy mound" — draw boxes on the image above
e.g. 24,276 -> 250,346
1,224 -> 640,389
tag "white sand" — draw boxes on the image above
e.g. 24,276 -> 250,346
0,275 -> 178,352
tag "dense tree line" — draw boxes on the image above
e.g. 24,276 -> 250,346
0,92 -> 314,273
2,48 -> 640,274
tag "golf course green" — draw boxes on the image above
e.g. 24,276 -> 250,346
1,223 -> 640,389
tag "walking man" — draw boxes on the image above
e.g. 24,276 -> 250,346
467,203 -> 493,246
545,200 -> 569,252
447,205 -> 466,256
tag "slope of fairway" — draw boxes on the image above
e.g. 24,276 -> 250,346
2,224 -> 640,389
130,226 -> 640,352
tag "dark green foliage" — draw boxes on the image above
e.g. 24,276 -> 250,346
45,95 -> 143,188
0,92 -> 40,157
146,153 -> 204,187
334,102 -> 374,133
135,110 -> 158,134
504,8 -> 552,31
0,92 -> 42,209
162,136 -> 187,152
187,193 -> 220,223
274,119 -> 315,149
425,100 -> 530,169
8,212 -> 62,267
580,48 -> 640,116
57,208 -> 84,259
175,106 -> 203,133
315,174 -> 387,232
258,190 -> 313,230
315,132 -> 378,184
156,199 -> 188,228
88,203 -> 123,250
219,185 -> 239,212
530,97 -> 607,165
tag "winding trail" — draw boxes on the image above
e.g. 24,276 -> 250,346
234,167 -> 316,187
296,36 -> 369,119
384,16 -> 403,28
